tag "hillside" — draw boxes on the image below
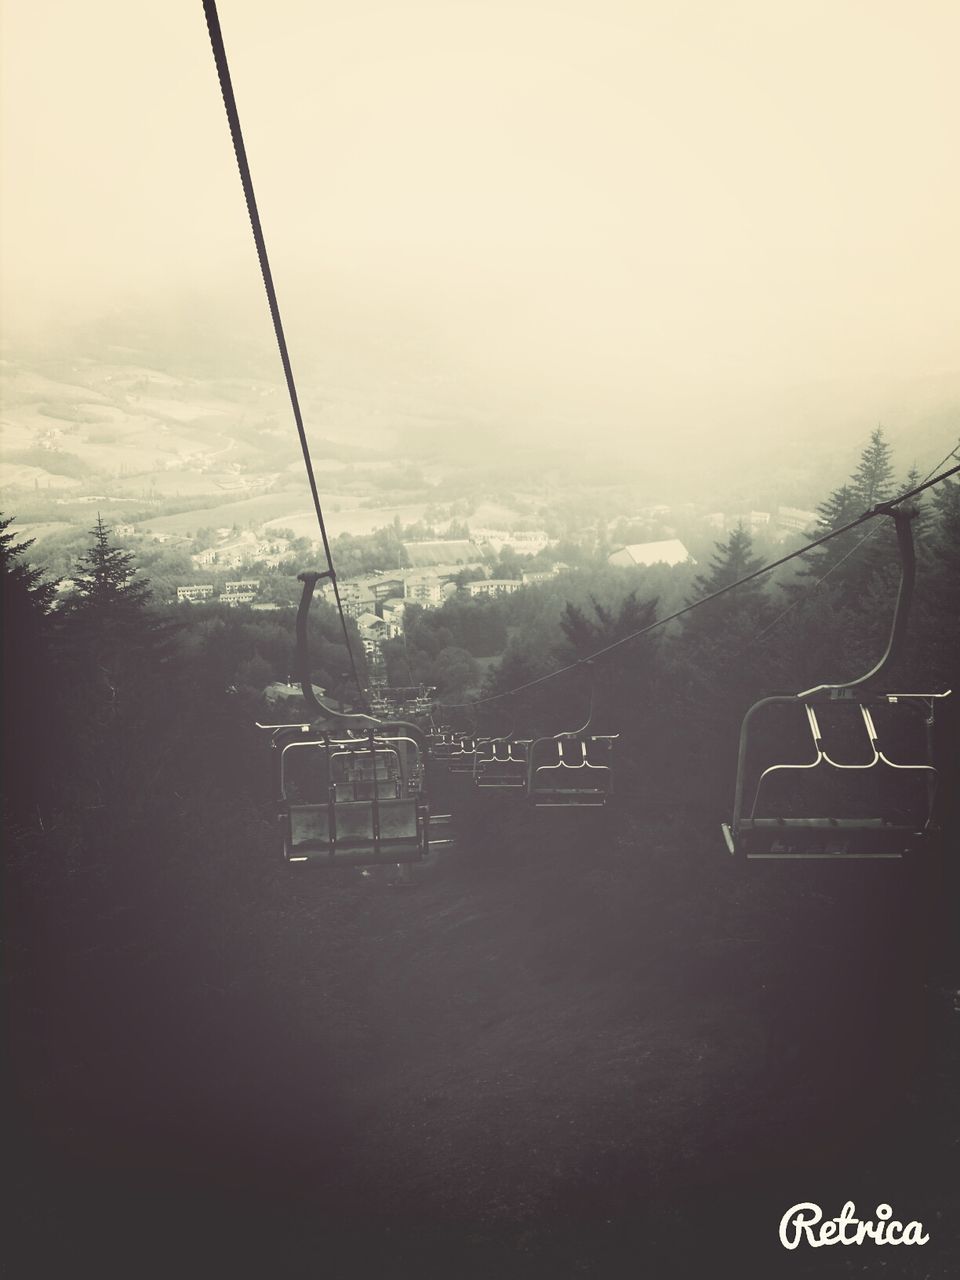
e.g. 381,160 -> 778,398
8,775 -> 958,1279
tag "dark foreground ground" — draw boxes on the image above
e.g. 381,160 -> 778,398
7,770 -> 960,1279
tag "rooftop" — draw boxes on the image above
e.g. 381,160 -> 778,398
608,539 -> 692,568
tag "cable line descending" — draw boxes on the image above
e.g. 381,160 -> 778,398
201,0 -> 364,701
746,438 -> 960,650
438,460 -> 960,712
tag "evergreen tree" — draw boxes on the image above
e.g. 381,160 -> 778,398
902,465 -> 930,547
791,432 -> 900,602
681,524 -> 769,640
680,522 -> 778,696
689,525 -> 765,598
558,591 -> 658,661
0,514 -> 58,614
1,515 -> 61,819
58,516 -> 163,729
851,426 -> 894,508
790,483 -> 863,592
921,476 -> 960,685
67,514 -> 152,619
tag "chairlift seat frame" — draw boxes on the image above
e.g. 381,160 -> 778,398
527,732 -> 619,807
256,572 -> 456,867
278,731 -> 428,866
721,690 -> 949,859
472,737 -> 532,790
721,507 -> 951,860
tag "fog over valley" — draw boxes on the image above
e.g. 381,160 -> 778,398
3,1 -> 958,530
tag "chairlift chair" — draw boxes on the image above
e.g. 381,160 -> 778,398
721,507 -> 952,859
426,726 -> 463,768
472,736 -> 532,790
447,733 -> 480,775
256,571 -> 455,866
277,728 -> 429,867
526,665 -> 619,807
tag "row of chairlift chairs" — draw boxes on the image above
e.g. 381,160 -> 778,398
262,714 -> 618,872
428,708 -> 618,808
260,508 -> 951,870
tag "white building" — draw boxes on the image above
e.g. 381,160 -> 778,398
176,584 -> 215,603
607,539 -> 692,568
473,528 -> 552,554
522,566 -> 561,585
465,579 -> 522,597
404,574 -> 445,608
381,598 -> 406,637
776,506 -> 819,534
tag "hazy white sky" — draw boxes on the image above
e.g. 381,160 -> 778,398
2,0 -> 958,411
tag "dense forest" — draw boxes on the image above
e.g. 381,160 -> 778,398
4,428 -> 959,1278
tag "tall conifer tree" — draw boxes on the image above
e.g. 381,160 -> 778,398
1,515 -> 59,818
852,427 -> 894,508
682,524 -> 770,643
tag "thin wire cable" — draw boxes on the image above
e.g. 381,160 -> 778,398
201,0 -> 364,700
438,459 -> 960,710
746,438 -> 960,648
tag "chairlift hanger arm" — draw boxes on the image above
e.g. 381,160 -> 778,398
800,506 -> 917,699
296,571 -> 380,730
554,661 -> 596,738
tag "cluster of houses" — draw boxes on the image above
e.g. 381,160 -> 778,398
176,579 -> 266,607
318,558 -> 565,673
190,531 -> 292,570
700,506 -> 818,536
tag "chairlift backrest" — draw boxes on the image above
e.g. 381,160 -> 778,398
720,508 -> 952,858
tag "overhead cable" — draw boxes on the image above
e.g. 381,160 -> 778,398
201,0 -> 365,700
439,459 -> 960,711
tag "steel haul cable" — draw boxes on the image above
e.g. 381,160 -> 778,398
745,438 -> 960,650
201,0 -> 365,702
439,459 -> 960,711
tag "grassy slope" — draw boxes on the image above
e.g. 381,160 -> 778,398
6,771 -> 958,1279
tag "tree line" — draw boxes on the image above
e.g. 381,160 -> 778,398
3,427 -> 957,839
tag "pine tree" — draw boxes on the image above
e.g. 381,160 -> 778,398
1,515 -> 59,819
681,523 -> 771,644
68,514 -> 152,618
902,465 -> 930,546
921,476 -> 960,685
851,426 -> 894,508
688,524 -> 767,605
790,484 -> 862,589
0,514 -> 58,614
59,516 -> 162,718
791,431 -> 900,602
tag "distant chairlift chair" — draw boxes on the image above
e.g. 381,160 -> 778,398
447,733 -> 480,776
278,729 -> 428,867
258,570 -> 455,867
527,669 -> 619,807
472,735 -> 532,790
721,506 -> 951,859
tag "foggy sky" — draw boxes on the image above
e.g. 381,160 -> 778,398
2,0 -> 959,434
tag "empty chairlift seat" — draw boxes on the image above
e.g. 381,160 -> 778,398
527,733 -> 618,807
279,734 -> 427,866
473,738 -> 531,790
720,506 -> 951,860
721,692 -> 950,859
447,735 -> 479,775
